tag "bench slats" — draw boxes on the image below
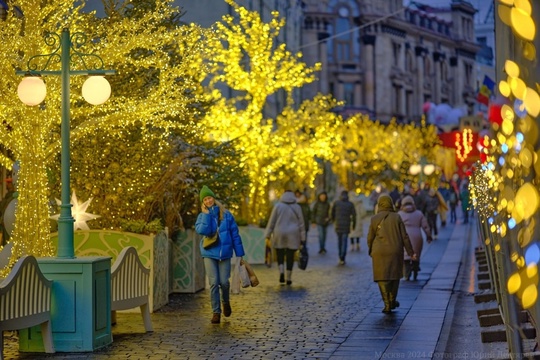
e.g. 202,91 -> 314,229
111,247 -> 153,332
0,256 -> 54,358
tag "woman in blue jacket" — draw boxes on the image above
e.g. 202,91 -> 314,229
195,185 -> 245,324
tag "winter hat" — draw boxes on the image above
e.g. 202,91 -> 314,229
200,185 -> 215,202
401,195 -> 415,206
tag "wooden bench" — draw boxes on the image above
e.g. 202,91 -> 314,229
111,246 -> 153,332
0,255 -> 54,359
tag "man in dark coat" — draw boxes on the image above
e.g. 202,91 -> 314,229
331,190 -> 356,265
367,194 -> 416,314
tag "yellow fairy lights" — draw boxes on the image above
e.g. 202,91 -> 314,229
332,117 -> 440,193
0,0 -> 211,273
202,0 -> 328,222
470,0 -> 540,310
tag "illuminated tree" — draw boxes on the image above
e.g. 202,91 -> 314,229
201,0 -> 346,223
332,117 -> 441,193
0,0 -> 211,263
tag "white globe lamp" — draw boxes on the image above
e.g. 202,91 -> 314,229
82,76 -> 111,105
17,76 -> 47,106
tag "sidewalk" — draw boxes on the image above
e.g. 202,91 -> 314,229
5,218 -> 476,359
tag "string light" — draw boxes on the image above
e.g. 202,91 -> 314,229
0,0 -> 211,275
455,129 -> 473,163
471,0 -> 539,309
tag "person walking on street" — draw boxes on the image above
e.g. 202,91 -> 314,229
264,190 -> 306,285
398,195 -> 432,281
448,186 -> 459,223
295,190 -> 311,238
460,183 -> 471,224
367,194 -> 416,314
312,191 -> 331,254
437,181 -> 450,227
349,192 -> 366,252
331,190 -> 356,265
195,185 -> 246,324
425,188 -> 441,239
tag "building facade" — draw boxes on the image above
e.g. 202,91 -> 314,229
301,0 -> 480,123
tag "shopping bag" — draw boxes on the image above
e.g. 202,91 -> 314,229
241,259 -> 259,287
238,262 -> 251,288
265,237 -> 272,267
298,243 -> 309,270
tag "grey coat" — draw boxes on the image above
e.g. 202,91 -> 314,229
264,191 -> 306,250
367,196 -> 415,281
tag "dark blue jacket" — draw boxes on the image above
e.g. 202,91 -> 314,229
195,205 -> 245,260
331,193 -> 357,234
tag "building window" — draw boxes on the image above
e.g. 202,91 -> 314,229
406,52 -> 414,72
406,90 -> 413,119
393,85 -> 400,114
392,42 -> 401,67
464,62 -> 473,87
335,9 -> 353,61
343,83 -> 355,106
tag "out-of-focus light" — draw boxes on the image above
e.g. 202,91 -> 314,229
525,243 -> 540,265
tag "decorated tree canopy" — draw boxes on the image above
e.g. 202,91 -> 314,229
0,0 -> 212,267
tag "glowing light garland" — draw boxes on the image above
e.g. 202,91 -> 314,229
455,128 -> 473,163
471,0 -> 540,309
0,0 -> 211,275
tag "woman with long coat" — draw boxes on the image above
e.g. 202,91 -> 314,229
367,194 -> 416,314
264,190 -> 306,285
398,195 -> 432,281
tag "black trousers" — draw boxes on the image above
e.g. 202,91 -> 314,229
276,248 -> 296,271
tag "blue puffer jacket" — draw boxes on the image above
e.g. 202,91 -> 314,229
195,205 -> 245,260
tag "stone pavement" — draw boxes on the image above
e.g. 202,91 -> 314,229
5,217 -> 484,359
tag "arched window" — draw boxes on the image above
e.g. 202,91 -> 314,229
327,1 -> 360,63
335,12 -> 352,61
406,51 -> 415,72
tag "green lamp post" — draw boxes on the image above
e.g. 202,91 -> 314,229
16,28 -> 115,352
16,28 -> 114,258
409,156 -> 435,185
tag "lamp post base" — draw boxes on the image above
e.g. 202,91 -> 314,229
19,256 -> 112,352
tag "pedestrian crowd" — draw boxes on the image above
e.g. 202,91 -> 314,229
195,176 -> 473,322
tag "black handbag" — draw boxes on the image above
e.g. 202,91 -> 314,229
298,243 -> 309,270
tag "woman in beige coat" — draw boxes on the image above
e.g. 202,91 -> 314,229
367,195 -> 416,313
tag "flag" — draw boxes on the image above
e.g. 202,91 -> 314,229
477,75 -> 495,105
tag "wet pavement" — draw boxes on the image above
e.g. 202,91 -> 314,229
4,215 -> 500,359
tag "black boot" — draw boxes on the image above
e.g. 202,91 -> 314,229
378,281 -> 392,314
412,261 -> 420,281
404,261 -> 412,281
389,280 -> 400,309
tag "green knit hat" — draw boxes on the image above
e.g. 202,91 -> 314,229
200,185 -> 215,202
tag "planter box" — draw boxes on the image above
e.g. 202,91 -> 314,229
50,230 -> 169,312
170,226 -> 265,294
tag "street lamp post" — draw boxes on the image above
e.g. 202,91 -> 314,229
16,28 -> 115,352
17,28 -> 114,258
409,156 -> 435,184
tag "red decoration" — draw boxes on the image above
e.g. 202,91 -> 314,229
488,104 -> 503,125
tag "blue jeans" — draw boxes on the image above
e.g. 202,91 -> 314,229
203,257 -> 231,314
317,224 -> 328,251
337,233 -> 348,260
